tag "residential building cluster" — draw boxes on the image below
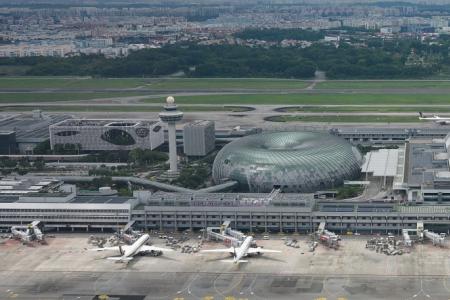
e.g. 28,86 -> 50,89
1,1 -> 450,57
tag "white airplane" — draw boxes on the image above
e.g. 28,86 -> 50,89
419,112 -> 450,125
200,236 -> 281,264
90,234 -> 173,262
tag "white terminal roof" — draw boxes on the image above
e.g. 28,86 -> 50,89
0,178 -> 56,195
361,148 -> 400,177
0,190 -> 33,194
0,181 -> 21,186
435,171 -> 450,179
28,186 -> 43,190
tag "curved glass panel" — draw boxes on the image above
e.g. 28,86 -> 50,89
212,131 -> 362,193
55,131 -> 79,137
101,129 -> 136,146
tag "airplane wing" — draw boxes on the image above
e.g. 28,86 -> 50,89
139,245 -> 174,253
107,256 -> 133,261
221,259 -> 248,263
247,247 -> 281,254
200,247 -> 234,253
89,246 -> 121,252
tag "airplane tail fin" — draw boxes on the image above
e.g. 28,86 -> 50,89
419,112 -> 423,118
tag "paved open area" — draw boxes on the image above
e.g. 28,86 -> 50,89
1,234 -> 450,299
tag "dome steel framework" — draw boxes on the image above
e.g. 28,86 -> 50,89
212,131 -> 362,193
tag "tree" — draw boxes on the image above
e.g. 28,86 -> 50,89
175,166 -> 209,189
33,140 -> 51,155
34,159 -> 45,171
92,176 -> 113,188
128,148 -> 167,166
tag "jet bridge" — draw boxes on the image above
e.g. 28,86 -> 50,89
423,230 -> 446,247
206,221 -> 246,247
122,220 -> 135,234
316,222 -> 340,249
11,220 -> 45,243
116,220 -> 141,245
401,222 -> 446,247
402,229 -> 412,247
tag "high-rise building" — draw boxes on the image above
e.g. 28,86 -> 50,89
183,120 -> 215,157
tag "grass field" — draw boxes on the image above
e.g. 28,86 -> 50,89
265,115 -> 420,123
0,105 -> 250,113
0,77 -> 310,90
316,80 -> 450,89
6,77 -> 450,91
0,77 -> 150,89
279,106 -> 450,113
145,93 -> 450,105
0,92 -> 147,103
3,90 -> 450,106
148,78 -> 310,90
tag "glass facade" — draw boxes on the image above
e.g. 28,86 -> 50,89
212,131 -> 363,193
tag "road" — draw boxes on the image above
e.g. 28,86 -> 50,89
2,271 -> 450,300
1,101 -> 445,129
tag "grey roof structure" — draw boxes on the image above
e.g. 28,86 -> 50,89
333,127 -> 450,136
145,191 -> 315,209
0,195 -> 132,204
0,113 -> 70,142
212,131 -> 363,193
406,138 -> 448,188
54,119 -> 158,127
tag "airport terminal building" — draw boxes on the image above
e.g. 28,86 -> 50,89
131,191 -> 450,234
3,124 -> 450,234
0,178 -> 133,232
0,178 -> 449,234
0,112 -> 71,154
49,119 -> 164,151
1,190 -> 449,234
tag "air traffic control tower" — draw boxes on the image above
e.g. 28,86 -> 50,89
159,96 -> 183,174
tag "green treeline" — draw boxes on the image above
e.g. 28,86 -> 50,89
1,37 -> 447,78
0,45 -> 316,78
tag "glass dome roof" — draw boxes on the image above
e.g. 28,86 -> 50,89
212,131 -> 362,193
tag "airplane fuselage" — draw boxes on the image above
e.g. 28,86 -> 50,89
122,234 -> 150,258
233,236 -> 253,262
419,114 -> 450,125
